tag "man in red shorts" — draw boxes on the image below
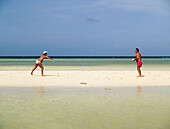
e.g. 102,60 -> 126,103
133,48 -> 142,77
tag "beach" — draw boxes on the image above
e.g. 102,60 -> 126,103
0,58 -> 170,87
0,70 -> 170,87
0,58 -> 170,129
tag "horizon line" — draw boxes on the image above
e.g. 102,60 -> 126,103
1,56 -> 170,58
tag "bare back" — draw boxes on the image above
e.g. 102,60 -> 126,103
37,55 -> 47,62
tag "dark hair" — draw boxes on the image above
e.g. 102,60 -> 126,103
136,48 -> 139,52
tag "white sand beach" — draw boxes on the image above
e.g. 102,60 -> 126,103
0,70 -> 170,87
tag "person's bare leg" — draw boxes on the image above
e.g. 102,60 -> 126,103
137,67 -> 142,77
31,64 -> 38,75
38,63 -> 44,76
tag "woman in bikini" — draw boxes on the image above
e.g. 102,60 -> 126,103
31,51 -> 54,76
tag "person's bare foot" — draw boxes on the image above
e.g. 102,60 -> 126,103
137,75 -> 142,77
31,72 -> 33,76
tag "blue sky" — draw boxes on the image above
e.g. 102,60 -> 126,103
0,0 -> 170,56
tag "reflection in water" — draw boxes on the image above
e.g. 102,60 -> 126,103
137,86 -> 142,96
0,87 -> 169,129
39,86 -> 45,94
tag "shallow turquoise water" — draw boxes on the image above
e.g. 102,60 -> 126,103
0,58 -> 170,69
0,86 -> 169,129
0,58 -> 134,66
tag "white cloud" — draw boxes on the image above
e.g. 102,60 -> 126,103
96,0 -> 169,15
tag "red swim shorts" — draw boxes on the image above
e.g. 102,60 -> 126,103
137,61 -> 142,67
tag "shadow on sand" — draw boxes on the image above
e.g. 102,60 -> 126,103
43,75 -> 56,77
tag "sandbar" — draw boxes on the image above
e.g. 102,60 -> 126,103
0,70 -> 170,87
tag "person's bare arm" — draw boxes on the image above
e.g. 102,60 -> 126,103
45,56 -> 54,60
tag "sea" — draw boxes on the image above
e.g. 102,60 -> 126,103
0,57 -> 170,70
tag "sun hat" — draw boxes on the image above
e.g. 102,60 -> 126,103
43,51 -> 48,54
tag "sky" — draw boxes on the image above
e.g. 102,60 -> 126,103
0,0 -> 170,56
